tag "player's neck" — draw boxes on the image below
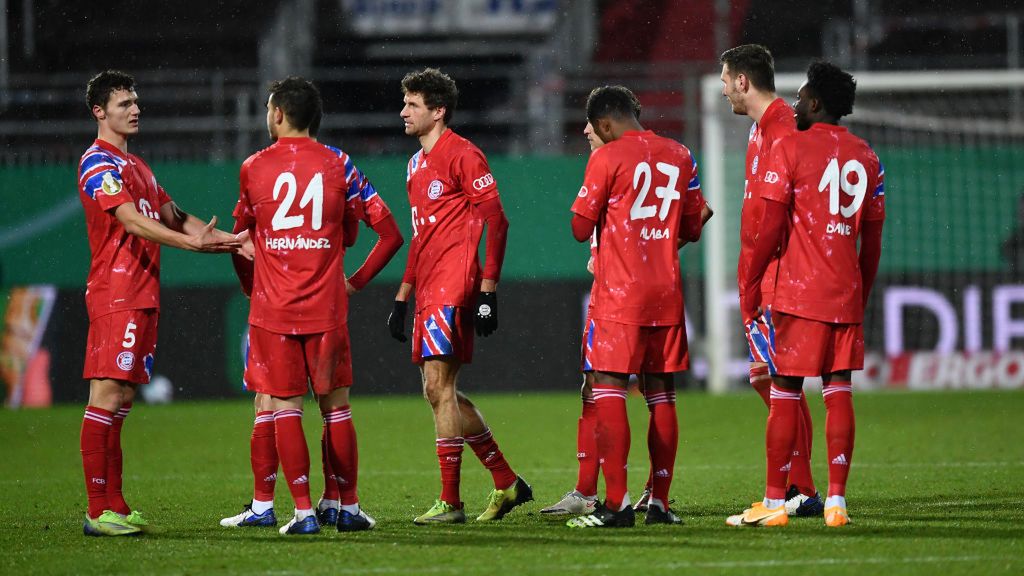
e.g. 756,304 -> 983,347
419,125 -> 447,154
97,128 -> 129,156
747,93 -> 778,125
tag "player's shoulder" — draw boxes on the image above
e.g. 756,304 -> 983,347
79,143 -> 122,170
764,115 -> 797,143
319,142 -> 345,159
243,141 -> 278,164
78,143 -> 127,185
447,130 -> 487,159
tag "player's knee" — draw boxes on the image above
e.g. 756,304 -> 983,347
423,380 -> 454,408
87,379 -> 127,412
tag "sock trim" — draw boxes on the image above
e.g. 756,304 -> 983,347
464,429 -> 493,444
323,407 -> 352,423
274,409 -> 303,420
84,408 -> 114,426
769,385 -> 802,401
822,384 -> 853,397
644,391 -> 676,406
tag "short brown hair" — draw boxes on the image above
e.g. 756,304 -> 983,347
720,44 -> 776,93
86,70 -> 135,114
401,68 -> 458,124
268,76 -> 322,132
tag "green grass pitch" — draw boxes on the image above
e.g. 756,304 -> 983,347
2,389 -> 1023,575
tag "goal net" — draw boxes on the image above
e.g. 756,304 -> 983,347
700,69 -> 1024,393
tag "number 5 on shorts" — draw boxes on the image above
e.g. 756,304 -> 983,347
122,322 -> 137,348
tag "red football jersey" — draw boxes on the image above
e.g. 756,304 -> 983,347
234,137 -> 356,334
404,129 -> 499,310
572,130 -> 705,326
738,97 -> 796,299
78,139 -> 172,320
321,143 -> 393,226
756,123 -> 886,323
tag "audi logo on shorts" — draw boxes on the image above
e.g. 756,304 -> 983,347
473,173 -> 495,190
763,171 -> 780,184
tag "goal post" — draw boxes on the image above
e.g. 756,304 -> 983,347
700,69 -> 1024,394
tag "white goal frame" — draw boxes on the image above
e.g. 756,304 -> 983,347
699,69 -> 1024,394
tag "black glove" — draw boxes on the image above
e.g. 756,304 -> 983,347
475,291 -> 498,337
387,300 -> 408,342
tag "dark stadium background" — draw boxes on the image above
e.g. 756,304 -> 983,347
1,0 -> 1022,404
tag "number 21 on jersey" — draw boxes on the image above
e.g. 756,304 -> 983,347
271,171 -> 323,231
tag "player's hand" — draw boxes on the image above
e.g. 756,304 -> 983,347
235,229 -> 254,261
189,216 -> 243,253
345,278 -> 357,296
740,287 -> 762,325
475,291 -> 498,337
387,300 -> 408,342
586,256 -> 595,275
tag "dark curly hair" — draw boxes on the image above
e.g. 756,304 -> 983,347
719,44 -> 776,93
401,68 -> 458,124
805,60 -> 856,119
86,70 -> 135,113
268,76 -> 322,132
586,85 -> 640,124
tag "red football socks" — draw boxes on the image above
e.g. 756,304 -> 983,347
823,382 -> 855,497
645,390 -> 678,507
788,393 -> 818,497
105,403 -> 132,515
81,406 -> 114,518
574,398 -> 598,497
323,406 -> 359,506
765,385 -> 801,501
750,364 -> 771,407
593,385 -> 630,510
319,424 -> 340,502
251,410 -> 278,502
274,409 -> 312,510
465,428 -> 517,490
436,437 -> 464,505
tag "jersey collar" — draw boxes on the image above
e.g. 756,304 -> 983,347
760,98 -> 792,130
93,138 -> 128,160
621,129 -> 655,139
809,123 -> 848,134
424,128 -> 455,157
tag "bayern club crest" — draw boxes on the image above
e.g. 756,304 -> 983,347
116,351 -> 135,371
428,180 -> 444,200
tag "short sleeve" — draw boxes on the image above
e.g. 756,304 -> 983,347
360,194 -> 392,226
156,184 -> 173,208
682,154 -> 705,215
345,158 -> 391,226
455,147 -> 498,204
572,150 -> 611,221
79,151 -> 131,212
864,158 -> 886,221
756,140 -> 794,206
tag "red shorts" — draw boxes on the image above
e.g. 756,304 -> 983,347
582,317 -> 688,374
769,310 -> 864,377
244,324 -> 353,397
412,305 -> 473,365
83,309 -> 158,385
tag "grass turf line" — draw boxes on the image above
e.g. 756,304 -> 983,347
1,390 -> 1023,575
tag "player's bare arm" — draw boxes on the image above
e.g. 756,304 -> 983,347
114,202 -> 240,253
159,201 -> 247,252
